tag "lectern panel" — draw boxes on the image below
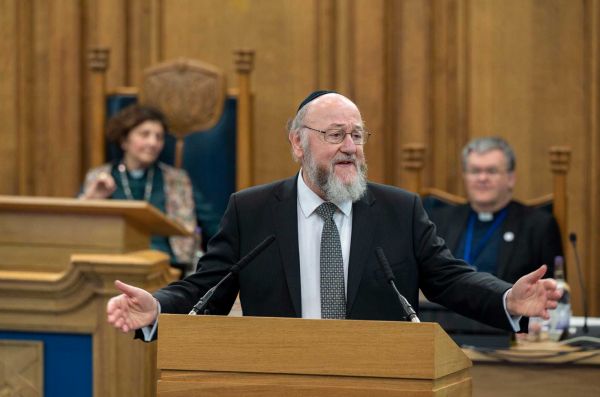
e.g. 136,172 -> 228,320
157,315 -> 472,396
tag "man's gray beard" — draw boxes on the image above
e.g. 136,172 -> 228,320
303,147 -> 368,204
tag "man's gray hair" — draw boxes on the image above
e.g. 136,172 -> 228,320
287,105 -> 310,162
287,104 -> 309,134
461,136 -> 516,171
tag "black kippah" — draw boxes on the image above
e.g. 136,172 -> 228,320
297,90 -> 338,112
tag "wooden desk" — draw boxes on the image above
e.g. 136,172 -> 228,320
464,340 -> 600,397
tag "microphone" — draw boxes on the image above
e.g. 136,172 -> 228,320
375,247 -> 420,323
569,233 -> 589,334
189,235 -> 276,315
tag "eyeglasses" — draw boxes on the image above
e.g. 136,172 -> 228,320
464,167 -> 510,177
302,125 -> 371,145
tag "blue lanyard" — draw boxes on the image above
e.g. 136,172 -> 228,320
463,208 -> 508,264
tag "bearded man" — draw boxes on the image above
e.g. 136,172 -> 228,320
107,91 -> 562,339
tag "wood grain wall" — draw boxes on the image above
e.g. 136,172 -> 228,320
0,0 -> 598,315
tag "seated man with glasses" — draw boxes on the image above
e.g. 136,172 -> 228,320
429,136 -> 563,282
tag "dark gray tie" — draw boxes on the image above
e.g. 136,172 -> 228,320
315,202 -> 346,319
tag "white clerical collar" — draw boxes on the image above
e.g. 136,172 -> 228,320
129,169 -> 145,179
477,212 -> 493,222
297,169 -> 352,218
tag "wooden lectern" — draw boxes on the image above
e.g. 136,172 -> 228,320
156,315 -> 473,396
0,195 -> 190,272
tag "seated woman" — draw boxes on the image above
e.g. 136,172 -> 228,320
80,105 -> 220,271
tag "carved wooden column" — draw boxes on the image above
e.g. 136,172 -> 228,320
88,48 -> 110,168
401,143 -> 427,194
234,49 -> 255,190
549,146 -> 572,253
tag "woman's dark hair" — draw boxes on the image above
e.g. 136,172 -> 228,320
106,105 -> 169,143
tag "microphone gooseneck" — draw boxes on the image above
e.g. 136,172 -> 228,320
569,233 -> 588,334
189,235 -> 276,315
230,235 -> 276,274
375,247 -> 420,323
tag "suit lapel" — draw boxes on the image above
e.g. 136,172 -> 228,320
346,188 -> 376,315
273,176 -> 302,317
445,205 -> 471,251
497,202 -> 518,279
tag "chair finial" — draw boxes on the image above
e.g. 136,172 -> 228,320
549,146 -> 571,174
401,144 -> 426,171
234,49 -> 255,74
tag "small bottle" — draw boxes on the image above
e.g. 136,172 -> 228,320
548,256 -> 571,341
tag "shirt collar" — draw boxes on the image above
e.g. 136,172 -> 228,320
469,202 -> 510,222
297,169 -> 352,218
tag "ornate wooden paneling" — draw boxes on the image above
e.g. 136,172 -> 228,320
0,0 -> 21,195
467,0 -> 585,199
0,340 -> 43,396
461,0 -> 590,314
34,0 -> 83,196
352,0 -> 387,183
0,0 -> 35,196
430,0 -> 468,194
390,0 -> 435,187
92,0 -> 129,87
585,0 -> 600,316
0,0 -> 83,197
390,0 -> 597,315
158,0 -> 321,185
128,0 -> 163,84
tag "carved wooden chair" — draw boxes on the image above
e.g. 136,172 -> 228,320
87,49 -> 255,218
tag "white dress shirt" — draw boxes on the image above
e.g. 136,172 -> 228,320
296,171 -> 353,319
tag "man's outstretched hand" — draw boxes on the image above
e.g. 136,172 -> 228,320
506,265 -> 563,319
106,280 -> 158,333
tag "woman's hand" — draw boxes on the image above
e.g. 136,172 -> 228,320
82,172 -> 116,199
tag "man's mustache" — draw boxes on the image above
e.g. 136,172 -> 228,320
332,154 -> 358,165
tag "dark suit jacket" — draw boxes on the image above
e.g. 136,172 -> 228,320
428,201 -> 563,283
154,176 -> 514,330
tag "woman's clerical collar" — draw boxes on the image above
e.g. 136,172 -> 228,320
129,169 -> 145,179
118,162 -> 148,179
